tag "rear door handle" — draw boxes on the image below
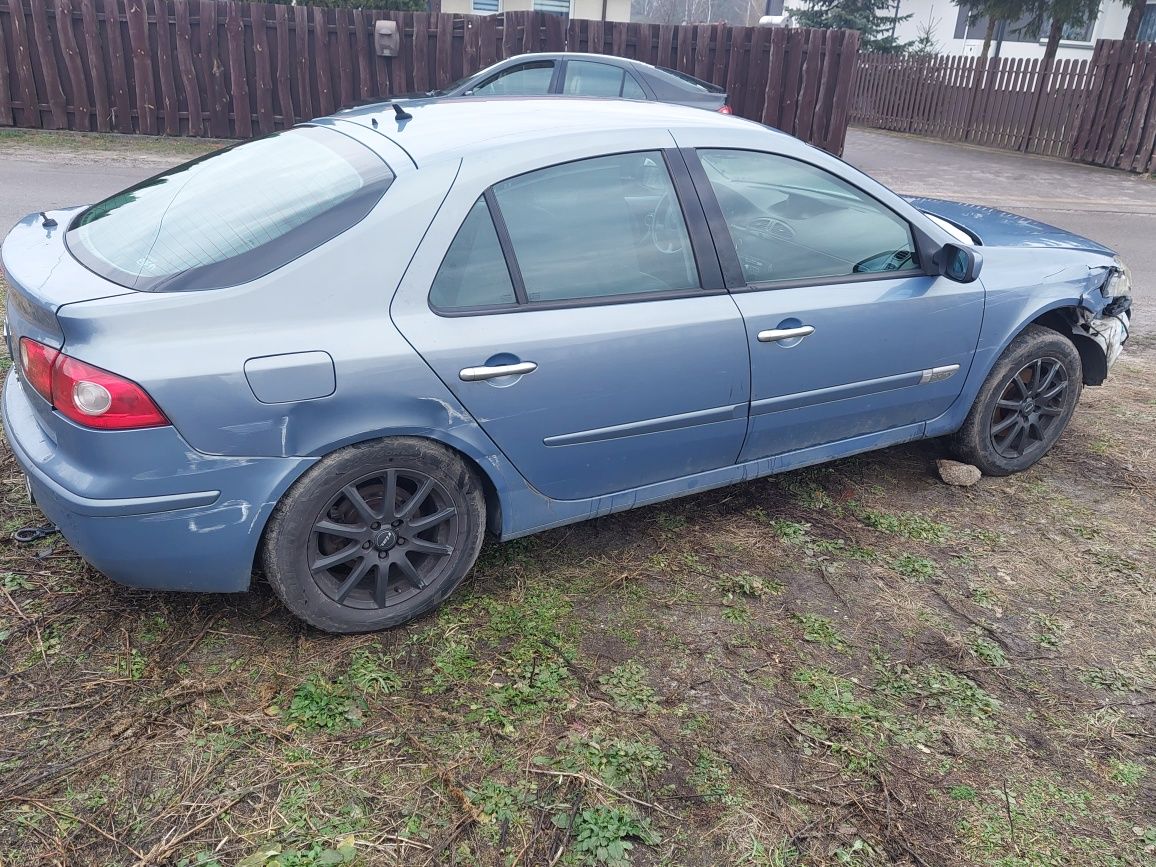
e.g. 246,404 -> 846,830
757,325 -> 815,343
459,361 -> 538,382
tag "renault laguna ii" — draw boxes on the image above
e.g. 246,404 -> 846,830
1,99 -> 1131,632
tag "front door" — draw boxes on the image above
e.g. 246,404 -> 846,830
687,147 -> 985,461
392,149 -> 750,501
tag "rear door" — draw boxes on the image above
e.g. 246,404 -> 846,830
392,147 -> 751,501
683,146 -> 984,461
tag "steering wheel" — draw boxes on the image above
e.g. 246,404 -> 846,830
651,194 -> 685,255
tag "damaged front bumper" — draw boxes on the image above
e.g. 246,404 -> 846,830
1072,297 -> 1131,384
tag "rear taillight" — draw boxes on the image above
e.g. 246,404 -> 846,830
18,337 -> 168,430
718,104 -> 733,115
19,337 -> 59,404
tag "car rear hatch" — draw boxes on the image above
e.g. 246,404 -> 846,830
3,207 -> 135,350
2,208 -> 136,427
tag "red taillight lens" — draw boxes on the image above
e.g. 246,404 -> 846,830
718,104 -> 733,115
52,355 -> 168,430
18,337 -> 59,403
18,337 -> 168,430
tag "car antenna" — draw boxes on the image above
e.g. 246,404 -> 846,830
370,117 -> 378,128
39,211 -> 57,228
392,102 -> 412,121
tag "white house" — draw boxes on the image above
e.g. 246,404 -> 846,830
887,0 -> 1151,59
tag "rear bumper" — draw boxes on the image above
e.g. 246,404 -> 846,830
2,371 -> 314,592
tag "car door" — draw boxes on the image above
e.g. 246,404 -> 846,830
684,147 -> 985,462
391,149 -> 750,502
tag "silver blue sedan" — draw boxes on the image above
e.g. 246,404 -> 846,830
0,98 -> 1131,632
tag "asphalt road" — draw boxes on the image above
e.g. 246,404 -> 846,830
1,127 -> 1149,332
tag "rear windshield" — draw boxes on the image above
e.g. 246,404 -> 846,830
656,67 -> 724,94
67,126 -> 393,292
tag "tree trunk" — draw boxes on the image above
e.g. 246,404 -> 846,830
979,15 -> 996,63
1042,16 -> 1064,68
1124,0 -> 1146,41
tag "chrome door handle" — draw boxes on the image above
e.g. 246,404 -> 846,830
757,325 -> 815,343
459,361 -> 538,382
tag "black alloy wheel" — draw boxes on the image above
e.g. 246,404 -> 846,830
950,324 -> 1083,476
309,468 -> 460,610
263,438 -> 486,633
988,357 -> 1069,459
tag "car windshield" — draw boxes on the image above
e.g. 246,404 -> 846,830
67,126 -> 393,292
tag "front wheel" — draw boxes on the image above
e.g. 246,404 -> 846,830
950,325 -> 1083,476
262,438 -> 486,633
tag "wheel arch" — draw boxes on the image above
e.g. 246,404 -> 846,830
253,430 -> 511,577
1030,306 -> 1110,386
925,297 -> 1099,438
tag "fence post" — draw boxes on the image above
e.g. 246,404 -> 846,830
962,54 -> 993,142
1019,57 -> 1051,153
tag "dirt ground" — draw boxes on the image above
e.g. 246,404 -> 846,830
0,134 -> 1153,867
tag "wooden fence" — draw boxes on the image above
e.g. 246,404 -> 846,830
0,0 -> 861,154
1070,40 -> 1156,173
851,41 -> 1156,173
851,52 -> 1092,158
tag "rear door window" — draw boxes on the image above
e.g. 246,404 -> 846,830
563,60 -> 626,97
429,198 -> 518,310
67,126 -> 392,292
491,151 -> 699,304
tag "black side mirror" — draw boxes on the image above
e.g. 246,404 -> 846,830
934,243 -> 982,283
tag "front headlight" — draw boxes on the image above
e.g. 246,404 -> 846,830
1103,256 -> 1132,298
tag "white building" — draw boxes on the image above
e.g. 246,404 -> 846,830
887,0 -> 1151,59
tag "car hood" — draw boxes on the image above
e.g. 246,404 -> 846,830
906,196 -> 1115,256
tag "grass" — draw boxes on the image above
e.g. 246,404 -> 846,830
1,227 -> 1156,863
0,127 -> 227,160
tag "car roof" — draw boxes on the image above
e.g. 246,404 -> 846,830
479,52 -> 652,69
326,97 -> 776,166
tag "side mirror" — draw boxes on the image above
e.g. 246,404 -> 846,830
934,243 -> 982,283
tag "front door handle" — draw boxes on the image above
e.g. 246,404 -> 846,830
757,325 -> 815,343
459,361 -> 538,382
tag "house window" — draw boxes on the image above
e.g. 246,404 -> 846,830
1140,3 -> 1156,41
533,0 -> 570,14
472,0 -> 499,11
953,7 -> 1040,43
1061,13 -> 1095,41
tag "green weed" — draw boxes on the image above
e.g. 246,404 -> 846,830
555,734 -> 667,788
553,806 -> 659,867
599,661 -> 657,712
717,571 -> 784,599
892,553 -> 938,581
968,632 -> 1009,668
794,613 -> 850,652
856,509 -> 950,542
346,648 -> 400,695
284,676 -> 365,732
1108,759 -> 1144,787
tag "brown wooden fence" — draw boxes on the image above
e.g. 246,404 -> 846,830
0,0 -> 860,153
1070,40 -> 1156,173
851,52 -> 1092,158
851,41 -> 1156,173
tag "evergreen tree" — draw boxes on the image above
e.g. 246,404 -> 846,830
790,0 -> 911,52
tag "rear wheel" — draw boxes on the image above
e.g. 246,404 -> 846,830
262,438 -> 486,633
950,325 -> 1082,476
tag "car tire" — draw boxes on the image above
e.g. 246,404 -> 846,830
950,325 -> 1083,477
262,437 -> 486,633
